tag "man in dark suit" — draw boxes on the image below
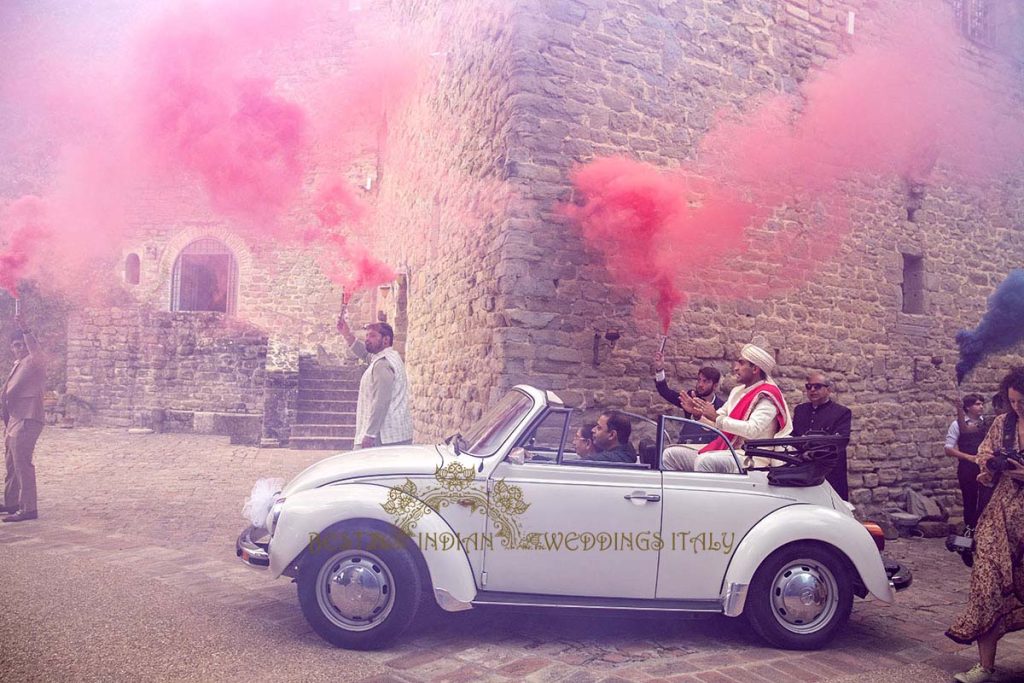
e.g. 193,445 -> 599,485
652,352 -> 724,443
1,315 -> 46,522
791,371 -> 852,500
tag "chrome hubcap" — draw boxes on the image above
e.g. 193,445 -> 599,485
769,558 -> 838,634
316,550 -> 395,631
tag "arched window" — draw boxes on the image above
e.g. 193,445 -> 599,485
171,238 -> 237,314
124,253 -> 140,285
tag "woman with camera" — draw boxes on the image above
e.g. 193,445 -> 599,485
946,367 -> 1024,683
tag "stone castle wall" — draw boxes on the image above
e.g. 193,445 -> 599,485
370,0 -> 528,435
481,0 -> 1024,517
65,307 -> 268,428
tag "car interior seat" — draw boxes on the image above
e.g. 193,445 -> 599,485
637,437 -> 659,469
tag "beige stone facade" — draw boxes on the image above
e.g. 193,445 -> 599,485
370,0 -> 1024,518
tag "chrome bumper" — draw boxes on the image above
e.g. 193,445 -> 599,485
236,525 -> 271,569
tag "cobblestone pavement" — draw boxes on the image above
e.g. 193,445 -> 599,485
1,428 -> 1023,682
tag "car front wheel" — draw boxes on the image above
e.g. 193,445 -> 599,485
746,542 -> 853,650
297,525 -> 422,650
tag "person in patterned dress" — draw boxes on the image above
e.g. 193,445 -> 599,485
946,366 -> 1024,683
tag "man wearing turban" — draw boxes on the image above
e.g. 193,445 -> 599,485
663,341 -> 792,472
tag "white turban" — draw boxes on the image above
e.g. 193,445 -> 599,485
740,343 -> 776,377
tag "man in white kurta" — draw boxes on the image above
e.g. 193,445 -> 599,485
336,317 -> 412,449
663,342 -> 792,472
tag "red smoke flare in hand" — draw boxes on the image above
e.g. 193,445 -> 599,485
565,157 -> 757,332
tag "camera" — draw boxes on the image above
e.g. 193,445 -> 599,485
985,448 -> 1024,473
945,527 -> 975,568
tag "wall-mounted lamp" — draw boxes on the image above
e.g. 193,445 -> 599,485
592,328 -> 621,366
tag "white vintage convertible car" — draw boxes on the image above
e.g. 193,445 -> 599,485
236,385 -> 910,651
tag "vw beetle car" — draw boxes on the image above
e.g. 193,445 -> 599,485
237,385 -> 910,651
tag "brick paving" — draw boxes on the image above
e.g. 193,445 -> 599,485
1,427 -> 1023,682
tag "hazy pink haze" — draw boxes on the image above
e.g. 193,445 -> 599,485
567,3 -> 1024,332
0,0 -> 427,302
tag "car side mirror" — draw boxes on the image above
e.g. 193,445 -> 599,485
507,447 -> 527,465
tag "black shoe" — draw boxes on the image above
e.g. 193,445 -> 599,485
961,551 -> 974,568
2,510 -> 38,522
0,505 -> 18,514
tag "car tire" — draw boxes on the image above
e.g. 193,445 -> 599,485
745,542 -> 853,650
297,524 -> 422,650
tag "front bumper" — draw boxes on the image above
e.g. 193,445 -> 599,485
885,558 -> 912,591
236,525 -> 271,569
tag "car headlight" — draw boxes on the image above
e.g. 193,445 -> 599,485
266,496 -> 286,536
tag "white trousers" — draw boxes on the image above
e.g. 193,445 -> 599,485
662,446 -> 739,473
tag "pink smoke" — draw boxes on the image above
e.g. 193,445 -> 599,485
0,0 -> 423,302
320,234 -> 396,293
0,196 -> 51,296
568,5 -> 1024,331
313,176 -> 369,228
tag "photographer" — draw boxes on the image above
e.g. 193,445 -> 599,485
946,367 -> 1024,683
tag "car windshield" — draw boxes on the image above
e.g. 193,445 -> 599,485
461,390 -> 535,457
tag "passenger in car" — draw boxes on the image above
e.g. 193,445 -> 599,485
571,422 -> 598,459
585,411 -> 637,463
663,341 -> 792,472
652,353 -> 724,442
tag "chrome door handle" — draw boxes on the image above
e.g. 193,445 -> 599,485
623,492 -> 661,502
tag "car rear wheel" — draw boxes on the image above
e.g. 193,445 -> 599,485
297,526 -> 422,650
746,542 -> 853,650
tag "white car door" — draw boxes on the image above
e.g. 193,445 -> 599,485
655,415 -> 792,600
480,409 -> 663,599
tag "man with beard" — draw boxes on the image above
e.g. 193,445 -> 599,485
653,353 -> 723,442
337,316 -> 413,449
663,341 -> 792,472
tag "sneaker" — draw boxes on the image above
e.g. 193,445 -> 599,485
0,505 -> 18,514
2,510 -> 38,523
953,663 -> 996,683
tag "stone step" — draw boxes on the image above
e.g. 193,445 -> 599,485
291,424 -> 357,438
298,379 -> 362,392
289,436 -> 355,451
296,367 -> 363,381
297,399 -> 358,413
295,411 -> 356,425
297,389 -> 360,402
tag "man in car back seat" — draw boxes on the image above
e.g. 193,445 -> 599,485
663,341 -> 792,472
585,411 -> 636,463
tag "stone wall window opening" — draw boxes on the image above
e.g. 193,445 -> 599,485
900,253 -> 926,314
124,253 -> 140,285
170,238 -> 238,314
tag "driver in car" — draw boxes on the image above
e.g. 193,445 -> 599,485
585,411 -> 637,463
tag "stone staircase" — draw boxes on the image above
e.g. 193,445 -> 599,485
290,357 -> 361,451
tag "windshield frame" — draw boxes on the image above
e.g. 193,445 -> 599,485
461,389 -> 537,457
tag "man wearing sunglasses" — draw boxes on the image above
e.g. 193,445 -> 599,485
791,372 -> 852,500
1,314 -> 47,522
